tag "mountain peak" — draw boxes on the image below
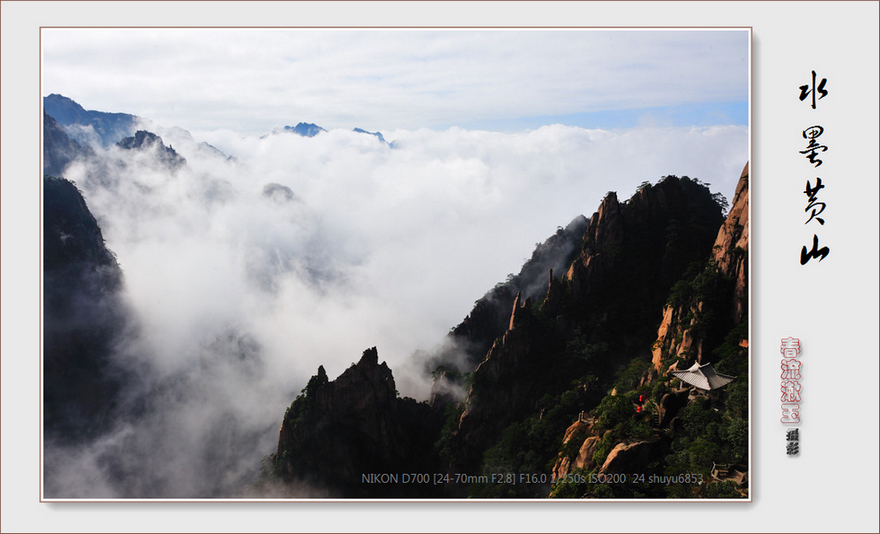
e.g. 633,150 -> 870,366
44,93 -> 87,115
117,130 -> 163,149
358,346 -> 380,367
268,346 -> 443,497
117,130 -> 186,170
44,93 -> 138,146
283,122 -> 326,137
353,127 -> 387,144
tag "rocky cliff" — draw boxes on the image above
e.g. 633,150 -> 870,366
268,168 -> 748,499
44,112 -> 93,178
426,214 -> 589,397
451,175 -> 725,480
268,348 -> 444,497
44,93 -> 138,146
651,163 -> 749,373
43,176 -> 131,443
549,165 -> 749,499
117,130 -> 187,171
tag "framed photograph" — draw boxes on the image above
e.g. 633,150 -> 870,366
39,27 -> 751,502
2,2 -> 877,532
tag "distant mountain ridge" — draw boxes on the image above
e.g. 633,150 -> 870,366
45,94 -> 395,149
352,127 -> 388,144
117,130 -> 187,170
44,94 -> 139,146
43,111 -> 93,177
283,122 -> 326,137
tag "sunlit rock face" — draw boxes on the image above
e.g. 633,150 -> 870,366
453,175 -> 725,476
651,164 -> 749,371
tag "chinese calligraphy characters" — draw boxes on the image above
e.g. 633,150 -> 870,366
800,234 -> 830,264
797,72 -> 830,265
804,178 -> 826,225
780,337 -> 802,425
800,125 -> 826,167
798,70 -> 828,110
786,428 -> 800,456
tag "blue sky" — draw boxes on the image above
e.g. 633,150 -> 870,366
457,101 -> 749,132
41,28 -> 749,135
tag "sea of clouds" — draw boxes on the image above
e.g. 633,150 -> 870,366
45,122 -> 747,498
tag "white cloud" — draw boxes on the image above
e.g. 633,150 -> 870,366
41,28 -> 748,134
69,122 -> 749,386
40,27 -> 749,498
46,122 -> 746,498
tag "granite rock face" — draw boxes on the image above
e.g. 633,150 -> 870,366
552,421 -> 602,479
453,175 -> 725,476
712,163 -> 749,325
651,163 -> 749,372
599,439 -> 669,475
547,165 -> 750,498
